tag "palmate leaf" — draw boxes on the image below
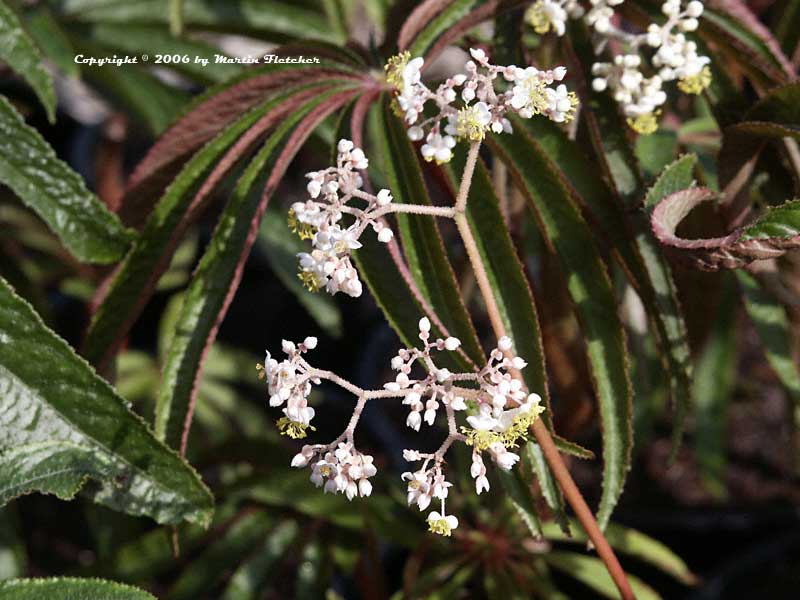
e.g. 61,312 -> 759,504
120,61 -> 364,226
651,189 -> 800,269
221,521 -> 299,600
373,99 -> 484,367
52,0 -> 341,43
0,96 -> 134,264
404,0 -> 482,57
737,272 -> 800,408
520,118 -> 694,452
155,87 -> 357,451
76,22 -> 239,84
70,37 -> 190,136
167,511 -> 273,600
692,273 -> 737,498
542,519 -> 696,585
83,82 -> 338,370
0,577 -> 155,599
0,0 -> 56,122
23,7 -> 80,78
490,120 -> 633,530
0,277 -> 213,527
543,552 -> 660,600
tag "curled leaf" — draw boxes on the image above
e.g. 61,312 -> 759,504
651,188 -> 800,269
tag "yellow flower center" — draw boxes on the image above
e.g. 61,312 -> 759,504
385,51 -> 411,89
298,270 -> 320,293
276,417 -> 315,439
319,465 -> 331,477
525,1 -> 552,34
461,404 -> 545,451
455,105 -> 489,141
408,479 -> 421,490
627,111 -> 660,135
288,208 -> 316,240
562,91 -> 579,123
428,517 -> 453,536
677,66 -> 712,95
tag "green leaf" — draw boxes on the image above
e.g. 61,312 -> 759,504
640,155 -> 697,452
740,199 -> 800,240
83,86 -> 312,367
222,521 -> 298,600
0,1 -> 56,122
407,0 -> 480,57
692,274 -> 737,498
72,38 -> 189,136
490,119 -> 633,530
155,89 -> 344,449
737,271 -> 800,406
542,520 -> 696,585
375,100 -> 483,366
700,7 -> 791,86
0,96 -> 133,264
24,8 -> 79,78
567,21 -> 643,200
543,552 -> 660,600
0,276 -> 214,527
167,511 -> 273,600
635,131 -> 678,178
259,209 -> 342,338
55,0 -> 340,43
0,577 -> 155,599
497,468 -> 543,538
77,23 -> 239,84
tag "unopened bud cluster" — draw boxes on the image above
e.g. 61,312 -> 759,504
385,47 -> 577,164
261,319 -> 544,537
524,0 -> 711,133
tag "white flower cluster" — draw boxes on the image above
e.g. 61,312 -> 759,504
257,337 -> 320,439
525,0 -> 711,133
385,48 -> 577,164
394,324 -> 545,536
262,323 -> 546,537
291,139 -> 395,298
292,442 -> 377,500
386,316 -> 467,431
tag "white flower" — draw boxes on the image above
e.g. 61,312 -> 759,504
420,132 -> 456,164
427,511 -> 459,536
444,337 -> 461,351
403,470 -> 432,510
376,188 -> 393,206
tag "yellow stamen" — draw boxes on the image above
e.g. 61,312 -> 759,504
525,1 -> 552,35
385,51 -> 411,89
627,111 -> 660,135
562,91 -> 579,123
677,66 -> 712,95
455,105 -> 488,142
298,271 -> 320,293
276,417 -> 315,439
461,404 -> 545,451
288,208 -> 315,240
428,517 -> 454,536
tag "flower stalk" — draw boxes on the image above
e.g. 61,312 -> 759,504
451,141 -> 635,600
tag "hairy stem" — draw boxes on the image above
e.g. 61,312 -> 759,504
452,141 -> 635,600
